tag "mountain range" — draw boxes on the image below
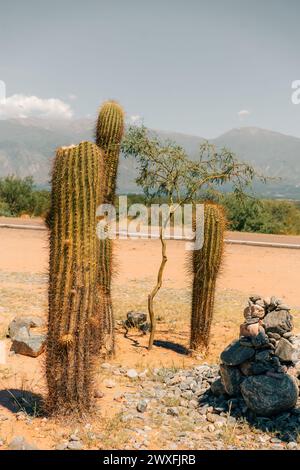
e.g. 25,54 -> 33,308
0,118 -> 299,199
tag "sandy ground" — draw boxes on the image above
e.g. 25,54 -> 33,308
0,224 -> 300,449
0,225 -> 299,302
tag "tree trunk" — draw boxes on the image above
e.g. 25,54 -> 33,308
148,226 -> 168,350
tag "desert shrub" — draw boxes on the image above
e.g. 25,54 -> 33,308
0,199 -> 12,216
220,194 -> 300,235
0,176 -> 50,217
31,190 -> 50,217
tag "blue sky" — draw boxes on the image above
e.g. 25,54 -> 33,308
1,0 -> 300,137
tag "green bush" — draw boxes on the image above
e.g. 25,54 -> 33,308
0,176 -> 50,217
0,199 -> 12,216
220,194 -> 300,235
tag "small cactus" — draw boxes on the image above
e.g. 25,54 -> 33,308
95,101 -> 124,355
46,142 -> 103,414
190,203 -> 226,352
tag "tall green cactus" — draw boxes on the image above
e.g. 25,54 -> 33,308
95,101 -> 125,355
46,141 -> 103,414
190,203 -> 226,352
96,101 -> 125,203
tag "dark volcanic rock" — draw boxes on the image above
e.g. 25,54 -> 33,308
251,330 -> 270,349
263,310 -> 293,336
241,374 -> 299,416
220,364 -> 243,396
220,340 -> 255,366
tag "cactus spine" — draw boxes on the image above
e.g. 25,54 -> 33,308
46,142 -> 103,414
95,101 -> 125,355
190,203 -> 226,352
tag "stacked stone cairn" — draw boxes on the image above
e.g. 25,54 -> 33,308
217,295 -> 300,416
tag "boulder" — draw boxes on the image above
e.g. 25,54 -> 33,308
251,362 -> 275,375
244,303 -> 265,321
220,339 -> 255,366
8,316 -> 46,340
275,338 -> 295,363
220,364 -> 243,396
241,374 -> 299,416
239,360 -> 253,377
126,311 -> 147,326
263,310 -> 293,336
11,334 -> 46,358
240,322 -> 260,337
251,330 -> 270,349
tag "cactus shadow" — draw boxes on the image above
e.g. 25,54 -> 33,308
0,388 -> 44,417
153,340 -> 190,356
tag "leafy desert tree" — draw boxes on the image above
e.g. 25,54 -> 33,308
122,125 -> 267,349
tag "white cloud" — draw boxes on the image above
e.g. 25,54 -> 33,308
0,94 -> 73,119
238,109 -> 251,118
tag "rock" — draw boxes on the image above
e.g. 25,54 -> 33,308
265,371 -> 285,379
239,360 -> 253,376
55,442 -> 68,450
220,364 -> 243,396
270,437 -> 282,444
240,322 -> 260,338
126,311 -> 147,325
269,338 -> 277,346
289,335 -> 300,356
101,362 -> 112,369
287,442 -> 298,450
275,338 -> 295,363
276,304 -> 291,312
283,332 -> 293,339
251,362 -> 273,375
255,350 -> 272,362
67,440 -> 83,450
206,412 -> 218,423
94,390 -> 104,398
127,369 -> 138,379
244,304 -> 265,322
137,400 -> 148,413
11,334 -> 46,357
249,295 -> 262,303
8,316 -> 45,339
167,407 -> 179,417
210,378 -> 226,397
189,399 -> 198,408
263,310 -> 293,336
241,374 -> 299,416
267,332 -> 281,340
103,379 -> 116,388
220,340 -> 255,366
8,435 -> 38,450
251,330 -> 269,349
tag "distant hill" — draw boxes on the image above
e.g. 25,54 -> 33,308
0,118 -> 299,199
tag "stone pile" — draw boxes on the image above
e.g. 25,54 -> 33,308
218,295 -> 300,416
